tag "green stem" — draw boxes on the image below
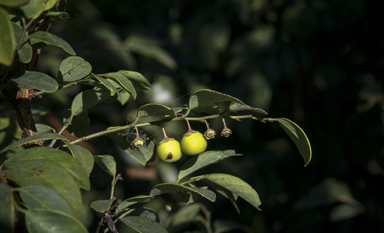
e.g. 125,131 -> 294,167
69,114 -> 266,145
49,115 -> 73,147
15,18 -> 35,51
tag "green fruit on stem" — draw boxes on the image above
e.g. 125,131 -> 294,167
157,138 -> 182,162
181,130 -> 207,156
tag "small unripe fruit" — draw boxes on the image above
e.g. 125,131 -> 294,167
204,129 -> 216,140
181,131 -> 207,155
157,138 -> 182,162
132,138 -> 145,148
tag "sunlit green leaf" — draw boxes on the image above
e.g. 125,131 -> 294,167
102,72 -> 137,99
0,183 -> 14,233
150,183 -> 216,202
0,7 -> 15,66
5,147 -> 90,191
94,155 -> 116,178
26,209 -> 87,233
4,160 -> 83,218
138,103 -> 175,117
19,186 -> 71,215
12,71 -> 58,93
177,150 -> 241,183
91,73 -> 116,96
0,0 -> 28,7
276,118 -> 312,166
195,173 -> 261,210
30,31 -> 75,55
118,70 -> 152,90
59,56 -> 91,82
120,216 -> 168,233
20,0 -> 58,19
0,133 -> 69,154
64,143 -> 94,175
90,198 -> 116,213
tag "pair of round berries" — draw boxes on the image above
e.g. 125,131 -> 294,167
157,120 -> 208,162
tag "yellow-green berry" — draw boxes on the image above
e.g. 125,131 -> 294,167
181,130 -> 207,155
157,138 -> 182,162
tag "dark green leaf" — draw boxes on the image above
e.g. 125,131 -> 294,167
109,132 -> 155,166
45,11 -> 70,26
19,186 -> 71,215
26,209 -> 88,233
177,150 -> 241,183
5,147 -> 90,191
116,89 -> 130,105
120,216 -> 168,233
115,195 -> 153,214
17,42 -> 33,63
90,198 -> 116,213
4,160 -> 83,218
0,0 -> 28,7
20,0 -> 57,19
0,183 -> 14,233
102,72 -> 137,99
189,89 -> 268,115
30,31 -> 75,55
150,183 -> 216,202
0,7 -> 15,66
0,133 -> 69,154
169,203 -> 203,227
139,208 -> 159,222
0,117 -> 10,131
118,70 -> 152,90
276,118 -> 312,166
330,204 -> 362,222
59,56 -> 92,82
67,110 -> 89,137
94,155 -> 116,177
71,89 -> 110,116
64,143 -> 94,175
91,73 -> 116,96
138,103 -> 175,117
196,173 -> 261,210
202,179 -> 240,214
12,71 -> 58,93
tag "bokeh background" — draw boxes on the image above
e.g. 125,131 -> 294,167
35,0 -> 384,232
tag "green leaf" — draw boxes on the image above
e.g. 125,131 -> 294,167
71,89 -> 110,116
19,186 -> 71,215
202,179 -> 240,214
0,133 -> 69,154
66,110 -> 89,137
108,132 -> 155,166
91,73 -> 116,96
5,147 -> 90,191
196,173 -> 261,210
189,89 -> 267,115
177,150 -> 241,183
94,155 -> 116,178
25,209 -> 88,233
115,195 -> 153,214
276,118 -> 312,166
4,160 -> 83,218
169,203 -> 203,227
118,70 -> 152,90
90,198 -> 116,213
0,0 -> 28,7
45,11 -> 70,26
120,216 -> 168,233
35,124 -> 55,134
330,204 -> 362,222
20,0 -> 57,19
59,56 -> 92,82
0,183 -> 14,233
30,31 -> 75,55
102,72 -> 137,99
0,7 -> 15,66
64,143 -> 94,175
17,42 -> 33,63
12,71 -> 58,93
150,183 -> 216,202
116,89 -> 130,105
0,117 -> 10,131
137,103 -> 175,117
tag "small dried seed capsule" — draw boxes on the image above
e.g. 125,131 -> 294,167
221,127 -> 232,137
132,138 -> 145,148
204,128 -> 216,140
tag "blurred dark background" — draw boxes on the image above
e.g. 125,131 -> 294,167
35,0 -> 384,232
